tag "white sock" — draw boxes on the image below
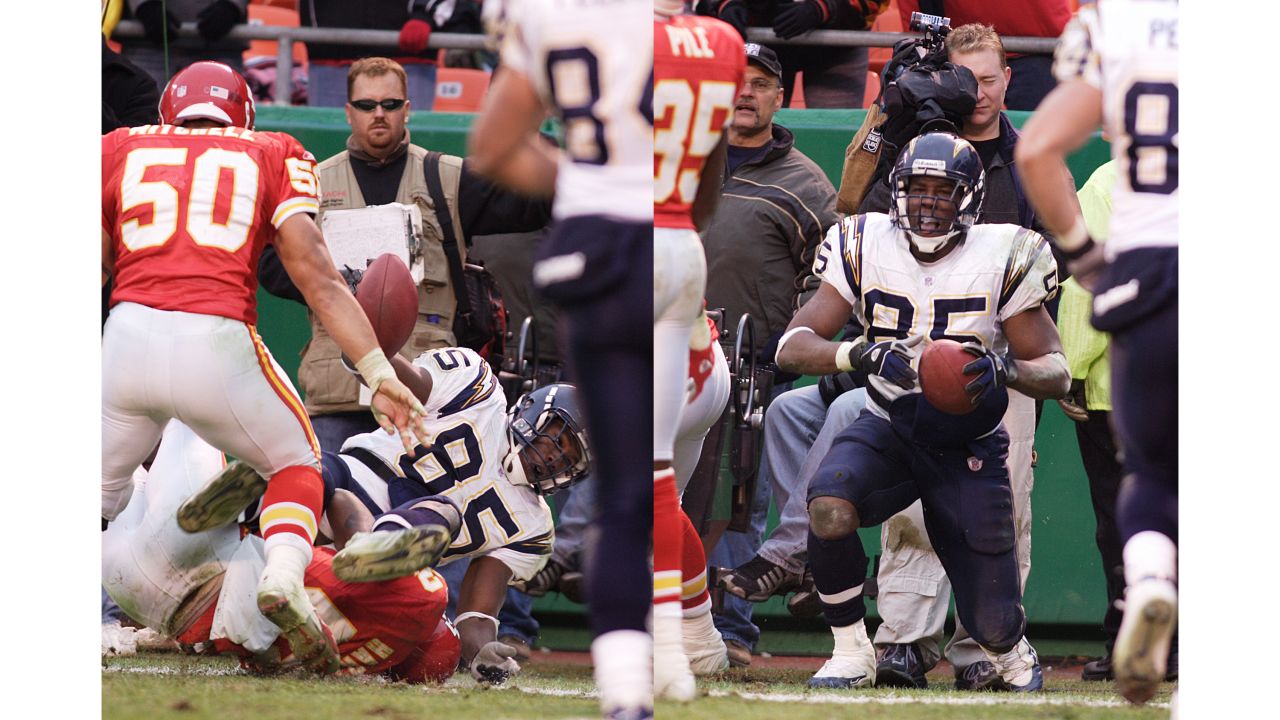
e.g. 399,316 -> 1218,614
263,538 -> 312,588
1123,531 -> 1177,587
592,630 -> 652,711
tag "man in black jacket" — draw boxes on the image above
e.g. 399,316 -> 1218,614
301,0 -> 483,110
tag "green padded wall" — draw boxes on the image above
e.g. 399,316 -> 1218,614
249,105 -> 1115,630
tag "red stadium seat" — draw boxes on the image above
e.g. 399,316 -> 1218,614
242,4 -> 308,69
432,68 -> 491,112
863,70 -> 881,107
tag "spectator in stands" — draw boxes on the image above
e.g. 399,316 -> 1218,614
697,43 -> 837,667
119,0 -> 248,87
102,35 -> 159,133
894,0 -> 1072,110
724,24 -> 1061,688
702,0 -> 889,108
1057,160 -> 1177,685
301,0 -> 483,110
258,57 -> 549,452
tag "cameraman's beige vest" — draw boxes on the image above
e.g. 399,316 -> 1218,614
299,144 -> 465,414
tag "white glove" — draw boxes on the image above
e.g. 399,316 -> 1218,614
471,640 -> 521,684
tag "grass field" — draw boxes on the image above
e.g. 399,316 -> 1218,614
661,666 -> 1174,720
103,652 -> 601,720
105,651 -> 1174,720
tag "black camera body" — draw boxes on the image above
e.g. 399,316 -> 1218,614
875,11 -> 978,158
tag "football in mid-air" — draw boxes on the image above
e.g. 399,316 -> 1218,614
918,339 -> 977,415
355,253 -> 418,357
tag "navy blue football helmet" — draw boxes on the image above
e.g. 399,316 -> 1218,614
888,132 -> 985,253
505,383 -> 591,495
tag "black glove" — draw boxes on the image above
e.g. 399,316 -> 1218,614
717,0 -> 750,39
197,0 -> 244,41
773,0 -> 825,39
1064,236 -> 1106,293
846,335 -> 923,390
961,343 -> 1019,405
817,369 -> 864,406
338,265 -> 364,296
135,0 -> 180,46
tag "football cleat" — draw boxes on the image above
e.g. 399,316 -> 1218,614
256,566 -> 340,674
876,643 -> 928,688
331,525 -> 452,583
682,611 -> 729,675
1113,578 -> 1177,705
176,460 -> 267,533
603,705 -> 653,720
808,620 -> 876,689
718,555 -> 801,602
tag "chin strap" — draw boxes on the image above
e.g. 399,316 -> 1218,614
905,228 -> 960,254
502,439 -> 530,488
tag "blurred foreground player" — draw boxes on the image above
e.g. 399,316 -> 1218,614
103,422 -> 460,681
652,0 -> 744,701
101,61 -> 429,674
468,1 -> 655,716
778,132 -> 1069,690
1015,0 -> 1178,705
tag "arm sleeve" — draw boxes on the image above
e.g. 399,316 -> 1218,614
456,160 -> 553,239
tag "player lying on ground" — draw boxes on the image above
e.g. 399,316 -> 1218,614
775,132 -> 1070,691
188,347 -> 591,683
104,422 -> 460,681
102,61 -> 431,675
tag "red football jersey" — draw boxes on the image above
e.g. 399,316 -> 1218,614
178,547 -> 456,680
102,124 -> 320,324
653,15 -> 745,230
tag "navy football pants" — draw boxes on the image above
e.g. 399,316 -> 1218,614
807,411 -> 1025,654
1110,299 -> 1179,546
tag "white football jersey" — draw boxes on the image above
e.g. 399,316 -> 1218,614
1054,0 -> 1178,256
500,0 -> 653,222
340,347 -> 554,581
816,214 -> 1058,416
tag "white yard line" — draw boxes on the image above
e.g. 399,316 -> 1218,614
705,689 -> 1171,709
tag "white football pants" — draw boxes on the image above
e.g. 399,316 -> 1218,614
102,302 -> 321,520
653,227 -> 706,463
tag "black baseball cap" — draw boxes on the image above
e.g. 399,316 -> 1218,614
744,43 -> 782,78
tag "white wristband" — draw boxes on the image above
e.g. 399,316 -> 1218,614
835,341 -> 858,372
775,326 -> 816,364
354,349 -> 396,394
455,611 -> 500,630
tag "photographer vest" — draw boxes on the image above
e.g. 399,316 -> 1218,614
298,144 -> 466,414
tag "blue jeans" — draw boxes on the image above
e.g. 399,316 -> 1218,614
310,411 -> 380,454
308,62 -> 437,111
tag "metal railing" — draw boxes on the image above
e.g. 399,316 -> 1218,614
112,20 -> 1057,106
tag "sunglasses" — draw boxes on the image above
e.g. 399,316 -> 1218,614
348,98 -> 406,112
